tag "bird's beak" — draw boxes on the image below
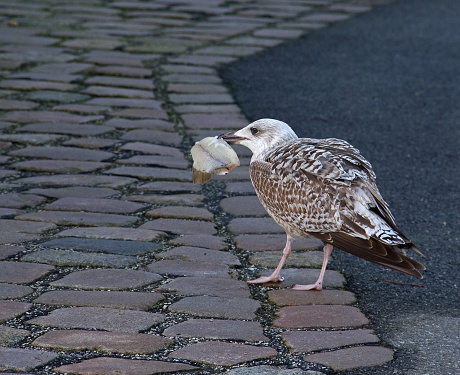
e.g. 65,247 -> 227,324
219,132 -> 247,145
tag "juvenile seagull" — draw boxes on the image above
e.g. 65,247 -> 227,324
221,119 -> 425,290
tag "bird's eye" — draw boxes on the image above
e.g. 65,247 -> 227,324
250,127 -> 259,135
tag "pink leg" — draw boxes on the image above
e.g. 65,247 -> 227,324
248,235 -> 292,284
292,243 -> 333,291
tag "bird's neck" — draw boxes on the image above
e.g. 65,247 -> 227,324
251,144 -> 282,162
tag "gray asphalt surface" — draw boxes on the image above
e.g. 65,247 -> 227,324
221,0 -> 460,373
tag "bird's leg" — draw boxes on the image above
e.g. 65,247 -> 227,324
292,243 -> 333,291
248,236 -> 292,284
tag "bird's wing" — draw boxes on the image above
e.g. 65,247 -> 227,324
250,139 -> 348,234
251,139 -> 410,244
250,138 -> 424,277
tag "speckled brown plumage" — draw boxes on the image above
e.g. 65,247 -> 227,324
250,138 -> 424,278
222,119 -> 425,288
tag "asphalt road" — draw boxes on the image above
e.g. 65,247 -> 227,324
221,0 -> 460,373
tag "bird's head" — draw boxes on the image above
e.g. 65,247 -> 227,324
220,118 -> 298,156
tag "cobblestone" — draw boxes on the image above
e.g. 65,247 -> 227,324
140,218 -> 217,235
0,326 -> 30,346
169,341 -> 277,366
274,305 -> 370,329
146,206 -> 213,221
41,237 -> 160,255
32,330 -> 171,354
0,133 -> 63,145
11,159 -> 110,173
43,197 -> 145,214
0,0 -> 395,372
163,318 -> 267,341
108,119 -> 175,131
27,307 -> 166,332
282,329 -> 379,353
117,155 -> 188,169
0,261 -> 55,283
34,290 -> 165,310
1,110 -> 102,123
0,300 -> 32,322
55,226 -> 165,241
226,366 -> 322,375
160,276 -> 249,298
229,217 -> 285,234
0,347 -> 58,372
170,234 -> 227,249
156,246 -> 240,266
18,122 -> 114,135
55,357 -> 197,375
26,186 -> 118,199
9,146 -> 114,161
124,193 -> 204,206
305,346 -> 394,370
147,259 -> 230,277
268,289 -> 357,306
0,193 -> 46,208
15,174 -> 136,187
21,249 -> 138,268
0,283 -> 34,299
120,129 -> 182,145
50,269 -> 162,290
106,166 -> 191,181
169,296 -> 260,320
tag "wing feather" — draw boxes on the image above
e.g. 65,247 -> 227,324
249,138 -> 424,277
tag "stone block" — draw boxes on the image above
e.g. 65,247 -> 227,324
169,296 -> 260,320
32,330 -> 172,354
169,234 -> 226,249
0,261 -> 54,283
0,300 -> 32,322
156,246 -> 240,265
305,346 -> 393,370
274,305 -> 369,329
146,206 -> 213,221
282,329 -> 379,352
0,283 -> 34,299
50,268 -> 162,290
140,218 -> 217,235
55,357 -> 197,375
268,289 -> 356,306
0,347 -> 58,372
235,234 -> 323,251
55,227 -> 165,241
27,307 -> 166,332
16,211 -> 138,227
41,237 -> 160,255
169,341 -> 277,366
147,259 -> 230,278
34,290 -> 164,310
21,249 -> 137,268
163,318 -> 267,341
160,276 -> 249,298
0,326 -> 30,346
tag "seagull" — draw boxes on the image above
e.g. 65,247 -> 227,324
221,118 -> 425,290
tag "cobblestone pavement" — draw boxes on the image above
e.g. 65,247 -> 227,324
1,1 -> 396,374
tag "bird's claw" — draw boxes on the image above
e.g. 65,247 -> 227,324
247,275 -> 284,284
292,283 -> 322,291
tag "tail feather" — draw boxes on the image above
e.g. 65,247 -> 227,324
313,232 -> 425,279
